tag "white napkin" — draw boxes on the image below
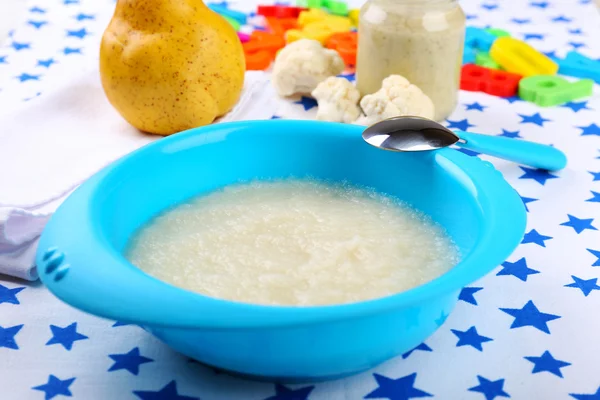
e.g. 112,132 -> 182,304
0,70 -> 279,280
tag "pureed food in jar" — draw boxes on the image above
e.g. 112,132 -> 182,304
126,180 -> 459,306
356,0 -> 466,121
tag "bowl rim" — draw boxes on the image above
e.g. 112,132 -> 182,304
36,120 -> 527,329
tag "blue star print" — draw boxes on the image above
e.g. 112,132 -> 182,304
500,300 -> 561,334
32,375 -> 75,400
552,15 -> 573,22
11,41 -> 31,51
569,41 -> 586,49
530,1 -> 549,8
569,28 -> 583,34
264,384 -> 314,400
46,322 -> 88,350
16,73 -> 40,82
525,351 -> 571,377
511,18 -> 531,24
24,92 -> 42,102
338,73 -> 356,82
109,347 -> 154,375
0,56 -> 7,64
587,191 -> 600,203
365,373 -> 432,399
402,343 -> 433,359
543,50 -> 558,58
481,4 -> 499,10
294,96 -> 317,111
571,387 -> 600,400
465,102 -> 487,111
524,33 -> 545,40
519,166 -> 558,185
522,229 -> 553,247
112,321 -> 133,327
561,215 -> 597,234
466,14 -> 478,20
0,284 -> 25,305
459,287 -> 483,305
64,0 -> 79,4
30,6 -> 46,13
134,381 -> 198,400
565,276 -> 600,296
62,47 -> 82,55
520,196 -> 538,211
0,324 -> 23,349
74,13 -> 95,21
589,171 -> 600,181
37,58 -> 56,68
451,326 -> 493,351
562,101 -> 590,112
579,124 -> 600,136
505,96 -> 523,104
588,249 -> 600,266
499,129 -> 522,139
66,28 -> 90,39
468,376 -> 510,400
497,257 -> 540,281
447,119 -> 475,131
519,112 -> 551,126
28,20 -> 48,29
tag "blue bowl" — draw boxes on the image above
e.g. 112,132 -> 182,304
36,120 -> 526,382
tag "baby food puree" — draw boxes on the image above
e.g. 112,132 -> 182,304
126,180 -> 459,306
356,0 -> 466,121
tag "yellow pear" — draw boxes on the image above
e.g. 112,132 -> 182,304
100,0 -> 245,135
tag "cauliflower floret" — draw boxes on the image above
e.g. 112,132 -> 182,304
354,75 -> 435,126
272,39 -> 345,97
311,77 -> 361,123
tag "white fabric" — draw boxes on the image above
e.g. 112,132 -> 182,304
0,70 -> 278,280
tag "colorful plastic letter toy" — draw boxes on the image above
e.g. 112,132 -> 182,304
349,9 -> 360,26
465,26 -> 497,52
519,75 -> 593,107
476,52 -> 502,70
490,37 -> 558,76
266,17 -> 298,37
257,5 -> 306,18
323,0 -> 349,15
287,13 -> 351,44
554,51 -> 600,84
296,0 -> 348,15
243,31 -> 285,54
298,8 -> 350,27
207,3 -> 247,24
326,31 -> 357,66
485,28 -> 511,38
460,64 -> 522,97
223,15 -> 241,31
243,31 -> 286,70
463,47 -> 476,64
296,0 -> 323,7
245,50 -> 273,70
237,32 -> 250,43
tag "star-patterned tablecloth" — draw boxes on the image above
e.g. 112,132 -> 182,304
1,0 -> 600,399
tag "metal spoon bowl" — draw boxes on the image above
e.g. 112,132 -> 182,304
362,116 -> 567,171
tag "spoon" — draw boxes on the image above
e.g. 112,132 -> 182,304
362,116 -> 567,171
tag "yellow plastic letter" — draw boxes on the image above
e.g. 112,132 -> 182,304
490,37 -> 558,77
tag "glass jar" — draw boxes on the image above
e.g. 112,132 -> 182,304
356,0 -> 466,121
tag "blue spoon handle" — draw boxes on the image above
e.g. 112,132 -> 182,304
454,130 -> 567,171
